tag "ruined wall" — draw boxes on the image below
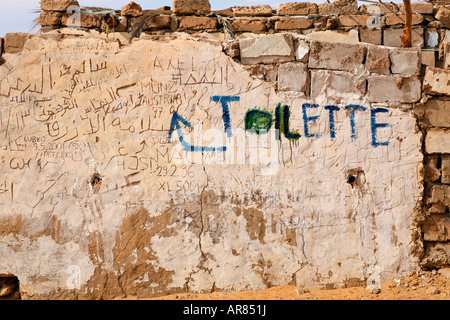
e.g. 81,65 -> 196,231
0,0 -> 448,299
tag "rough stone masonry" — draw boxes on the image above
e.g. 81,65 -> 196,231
0,0 -> 449,299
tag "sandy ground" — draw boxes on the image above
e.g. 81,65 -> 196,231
137,268 -> 450,300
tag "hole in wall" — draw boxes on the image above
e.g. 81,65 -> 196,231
0,276 -> 21,300
347,175 -> 357,185
91,174 -> 102,188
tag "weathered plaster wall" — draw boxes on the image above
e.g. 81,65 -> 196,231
0,0 -> 448,300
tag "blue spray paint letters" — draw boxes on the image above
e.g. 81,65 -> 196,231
210,96 -> 240,138
371,108 -> 391,147
168,112 -> 226,152
345,105 -> 367,141
324,105 -> 340,141
302,103 -> 321,138
168,96 -> 240,152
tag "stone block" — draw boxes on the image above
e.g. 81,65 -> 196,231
421,50 -> 436,68
383,28 -> 424,48
295,40 -> 309,63
178,16 -> 217,30
421,98 -> 450,128
172,0 -> 211,15
367,75 -> 421,103
121,2 -> 142,17
385,14 -> 424,26
274,17 -> 313,30
359,28 -> 382,45
222,41 -> 239,58
278,62 -> 309,92
436,6 -> 450,28
428,184 -> 450,208
41,0 -> 79,11
359,3 -> 398,14
398,2 -> 434,15
338,14 -> 369,27
239,33 -> 294,65
233,5 -> 273,17
304,29 -> 360,44
61,13 -> 102,28
308,40 -> 365,72
143,15 -> 172,30
231,18 -> 267,32
39,10 -> 62,27
276,2 -> 318,15
389,48 -> 421,76
318,0 -> 358,15
366,45 -> 390,75
425,156 -> 441,182
444,42 -> 450,69
422,214 -> 450,242
4,33 -> 33,54
243,63 -> 278,84
425,28 -> 439,49
442,156 -> 450,184
425,129 -> 450,154
310,69 -> 366,100
423,67 -> 450,96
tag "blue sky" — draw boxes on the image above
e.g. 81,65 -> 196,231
0,0 -> 409,37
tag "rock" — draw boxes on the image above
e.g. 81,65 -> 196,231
274,17 -> 313,30
435,7 -> 450,28
277,2 -> 318,15
41,0 -> 79,11
232,5 -> 273,17
4,33 -> 33,54
367,75 -> 421,103
308,40 -> 366,72
172,0 -> 211,16
121,2 -> 142,17
278,62 -> 309,92
178,17 -> 217,30
0,283 -> 15,297
423,67 -> 450,96
389,48 -> 421,76
426,130 -> 450,154
231,18 -> 267,32
239,33 -> 294,64
366,287 -> 381,294
427,287 -> 440,295
296,287 -> 310,295
438,268 -> 450,279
